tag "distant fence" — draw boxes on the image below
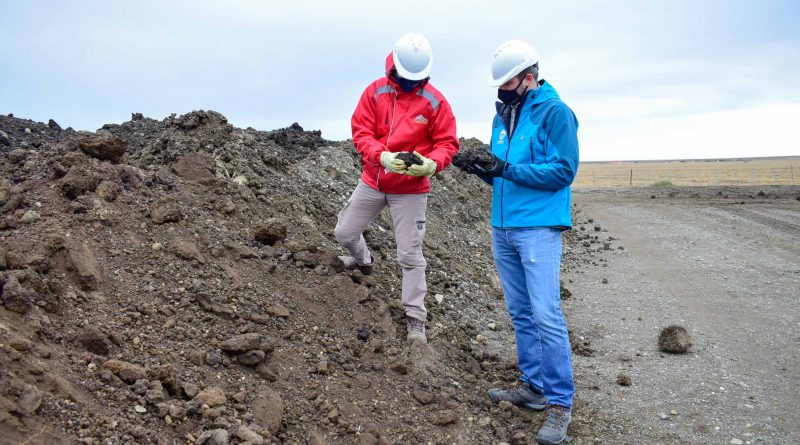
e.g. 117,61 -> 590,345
573,159 -> 800,188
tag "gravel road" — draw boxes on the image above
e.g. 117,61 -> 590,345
562,186 -> 800,444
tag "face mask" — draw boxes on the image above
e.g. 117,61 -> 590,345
397,76 -> 422,92
497,77 -> 528,105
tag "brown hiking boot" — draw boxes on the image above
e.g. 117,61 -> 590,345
406,317 -> 427,343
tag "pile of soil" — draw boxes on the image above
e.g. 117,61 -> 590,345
0,111 -> 603,445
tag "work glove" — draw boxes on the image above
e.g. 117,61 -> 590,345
380,151 -> 408,174
468,154 -> 506,177
405,151 -> 437,178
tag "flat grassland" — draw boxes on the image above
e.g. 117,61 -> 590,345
574,156 -> 800,188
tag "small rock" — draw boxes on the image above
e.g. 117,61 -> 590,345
670,409 -> 678,415
8,336 -> 33,352
498,400 -> 514,411
150,199 -> 183,224
102,359 -> 146,383
77,328 -> 110,355
77,135 -> 127,163
616,373 -> 632,386
658,325 -> 692,354
238,350 -> 266,366
16,384 -> 42,416
434,293 -> 444,304
252,390 -> 284,435
429,410 -> 458,426
487,323 -> 497,331
20,210 -> 41,224
152,243 -> 163,251
265,303 -> 290,318
388,361 -> 408,375
220,333 -> 262,354
0,130 -> 10,146
253,219 -> 287,246
48,119 -> 61,130
194,387 -> 227,408
237,425 -> 265,445
412,389 -> 435,405
205,350 -> 222,366
173,240 -> 205,263
95,180 -> 121,202
181,381 -> 200,398
730,439 -> 743,445
134,404 -> 147,413
602,278 -> 608,284
2,274 -> 33,314
594,225 -> 601,231
195,429 -> 229,445
316,357 -> 330,375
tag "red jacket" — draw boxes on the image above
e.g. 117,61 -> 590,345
351,54 -> 459,194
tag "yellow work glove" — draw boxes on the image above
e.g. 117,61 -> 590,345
380,151 -> 408,174
406,151 -> 437,178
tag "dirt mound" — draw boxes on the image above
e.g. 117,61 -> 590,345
1,111 -> 593,444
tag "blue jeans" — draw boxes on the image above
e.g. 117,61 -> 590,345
492,227 -> 574,407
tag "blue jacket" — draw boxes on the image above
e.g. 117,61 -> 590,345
489,81 -> 579,229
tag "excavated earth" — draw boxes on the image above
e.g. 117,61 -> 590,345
1,111 -> 644,445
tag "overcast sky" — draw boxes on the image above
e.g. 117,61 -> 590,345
1,0 -> 799,161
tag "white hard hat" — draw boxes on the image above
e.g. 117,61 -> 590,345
488,40 -> 539,87
393,33 -> 433,81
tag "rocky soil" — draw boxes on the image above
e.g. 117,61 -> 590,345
1,111 -> 617,445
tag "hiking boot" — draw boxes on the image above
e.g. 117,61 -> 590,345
487,382 -> 547,410
337,254 -> 374,275
406,317 -> 427,343
536,405 -> 572,445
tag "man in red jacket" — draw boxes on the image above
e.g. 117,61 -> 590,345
335,33 -> 459,343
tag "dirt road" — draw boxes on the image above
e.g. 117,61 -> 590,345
564,186 -> 800,444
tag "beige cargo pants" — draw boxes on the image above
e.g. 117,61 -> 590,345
334,180 -> 428,321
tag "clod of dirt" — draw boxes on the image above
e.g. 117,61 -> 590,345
149,199 -> 183,224
77,135 -> 127,163
252,390 -> 284,435
1,274 -> 33,314
102,359 -> 146,383
616,373 -> 632,386
171,152 -> 216,182
452,138 -> 494,170
253,219 -> 287,246
77,328 -> 110,355
560,281 -> 572,299
60,168 -> 100,199
658,325 -> 692,353
569,330 -> 594,357
395,152 -> 423,167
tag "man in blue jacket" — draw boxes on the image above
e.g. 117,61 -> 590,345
462,40 -> 579,445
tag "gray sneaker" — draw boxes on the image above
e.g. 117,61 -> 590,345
536,405 -> 572,445
406,317 -> 427,343
488,382 -> 547,410
337,254 -> 374,275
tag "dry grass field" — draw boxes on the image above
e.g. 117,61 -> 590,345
573,157 -> 800,188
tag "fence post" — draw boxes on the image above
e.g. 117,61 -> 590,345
629,169 -> 633,187
792,166 -> 795,185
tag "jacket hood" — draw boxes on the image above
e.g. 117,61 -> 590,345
526,80 -> 560,105
385,52 -> 395,76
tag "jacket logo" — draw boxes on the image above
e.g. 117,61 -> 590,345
497,130 -> 507,145
414,114 -> 428,125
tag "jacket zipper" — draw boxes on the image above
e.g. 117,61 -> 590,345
377,92 -> 398,192
499,104 -> 518,229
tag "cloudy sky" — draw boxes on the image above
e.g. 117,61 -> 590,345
1,0 -> 798,161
